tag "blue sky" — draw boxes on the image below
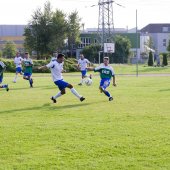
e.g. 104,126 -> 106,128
0,0 -> 169,29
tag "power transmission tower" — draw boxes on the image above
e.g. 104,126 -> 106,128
97,0 -> 115,52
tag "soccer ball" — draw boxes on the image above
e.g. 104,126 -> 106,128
85,78 -> 92,86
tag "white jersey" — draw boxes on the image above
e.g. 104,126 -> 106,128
78,58 -> 90,71
14,56 -> 23,68
46,61 -> 64,82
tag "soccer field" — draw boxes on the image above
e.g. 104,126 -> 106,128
0,74 -> 170,170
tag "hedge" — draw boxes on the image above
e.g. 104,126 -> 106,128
0,58 -> 79,73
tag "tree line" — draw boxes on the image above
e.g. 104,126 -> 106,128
24,1 -> 81,59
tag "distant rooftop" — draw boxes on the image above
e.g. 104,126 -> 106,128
81,27 -> 128,33
140,23 -> 170,33
0,25 -> 26,36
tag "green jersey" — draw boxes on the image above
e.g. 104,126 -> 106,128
23,58 -> 33,74
94,64 -> 115,79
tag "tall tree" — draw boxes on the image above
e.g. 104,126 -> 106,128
24,1 -> 53,59
3,41 -> 17,58
113,35 -> 131,63
67,11 -> 81,57
49,9 -> 67,52
148,51 -> 154,66
82,44 -> 101,62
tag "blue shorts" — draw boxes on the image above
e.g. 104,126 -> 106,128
81,70 -> 87,77
16,67 -> 22,73
24,73 -> 32,77
54,80 -> 69,91
100,78 -> 111,90
0,74 -> 3,84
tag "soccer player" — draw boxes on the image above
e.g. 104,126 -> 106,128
13,51 -> 24,83
77,54 -> 92,85
93,57 -> 116,101
39,53 -> 85,103
0,60 -> 9,91
23,52 -> 33,88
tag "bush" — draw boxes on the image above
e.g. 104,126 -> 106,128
0,58 -> 79,73
162,53 -> 168,66
148,51 -> 153,66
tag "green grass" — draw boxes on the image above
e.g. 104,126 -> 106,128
0,73 -> 170,170
112,64 -> 170,75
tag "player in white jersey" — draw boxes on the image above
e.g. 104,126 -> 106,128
77,54 -> 92,85
13,52 -> 24,83
39,53 -> 85,103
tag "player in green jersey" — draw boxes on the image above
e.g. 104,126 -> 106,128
23,52 -> 33,88
0,60 -> 9,91
93,57 -> 116,101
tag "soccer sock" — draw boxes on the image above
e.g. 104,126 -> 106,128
104,90 -> 111,97
53,91 -> 62,99
29,78 -> 33,86
14,75 -> 18,82
70,88 -> 81,99
80,79 -> 84,84
1,84 -> 7,88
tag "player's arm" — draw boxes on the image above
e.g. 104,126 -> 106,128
77,61 -> 81,70
38,65 -> 48,70
39,61 -> 54,70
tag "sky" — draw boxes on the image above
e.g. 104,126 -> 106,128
0,0 -> 170,29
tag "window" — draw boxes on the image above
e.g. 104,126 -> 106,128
162,27 -> 168,32
78,37 -> 91,48
94,39 -> 97,43
163,39 -> 166,47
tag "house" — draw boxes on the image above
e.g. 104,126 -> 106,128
140,23 -> 170,54
0,25 -> 25,51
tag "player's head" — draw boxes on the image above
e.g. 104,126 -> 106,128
57,53 -> 65,63
103,57 -> 109,66
25,52 -> 29,59
16,51 -> 20,57
80,54 -> 84,60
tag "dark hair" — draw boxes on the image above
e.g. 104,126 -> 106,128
104,57 -> 109,60
25,52 -> 29,54
57,53 -> 65,58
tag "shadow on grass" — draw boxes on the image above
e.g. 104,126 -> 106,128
0,100 -> 106,114
10,85 -> 56,91
159,88 -> 170,92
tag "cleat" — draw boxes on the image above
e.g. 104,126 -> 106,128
109,97 -> 113,101
80,97 -> 85,102
78,83 -> 82,86
6,85 -> 9,91
89,74 -> 92,79
51,96 -> 57,103
13,80 -> 16,83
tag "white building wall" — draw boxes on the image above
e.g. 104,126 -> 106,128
150,33 -> 170,53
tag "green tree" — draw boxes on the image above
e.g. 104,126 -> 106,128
67,11 -> 81,57
113,35 -> 131,63
50,9 -> 67,52
162,53 -> 168,66
167,39 -> 170,52
0,50 -> 2,58
82,44 -> 101,62
3,41 -> 17,58
24,1 -> 53,59
24,1 -> 68,59
148,51 -> 153,66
